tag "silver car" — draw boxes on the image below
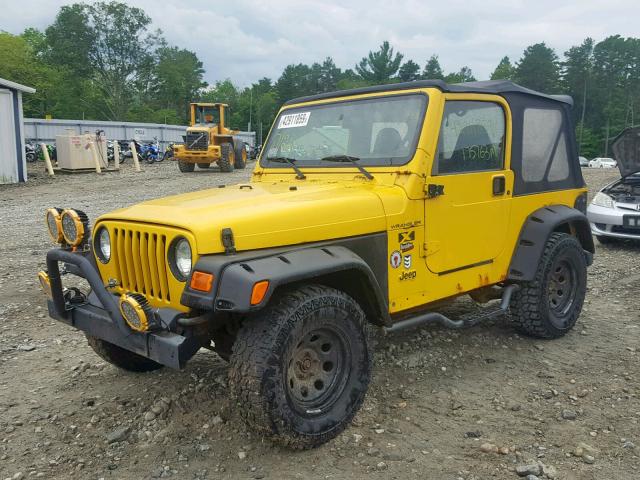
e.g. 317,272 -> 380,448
587,127 -> 640,243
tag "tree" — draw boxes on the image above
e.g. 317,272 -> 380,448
356,41 -> 403,83
422,55 -> 444,80
445,66 -> 476,84
275,63 -> 313,103
562,39 -> 594,151
154,46 -> 207,123
490,56 -> 515,80
398,60 -> 421,82
310,57 -> 342,93
514,43 -> 561,93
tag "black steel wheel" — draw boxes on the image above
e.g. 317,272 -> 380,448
510,232 -> 587,338
228,285 -> 372,449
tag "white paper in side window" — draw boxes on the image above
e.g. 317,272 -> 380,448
278,112 -> 310,129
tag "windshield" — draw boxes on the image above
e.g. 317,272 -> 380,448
194,106 -> 220,126
260,93 -> 427,168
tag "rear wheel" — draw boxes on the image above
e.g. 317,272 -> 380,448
197,163 -> 210,169
509,232 -> 587,339
234,142 -> 247,169
219,143 -> 234,172
86,335 -> 163,372
228,285 -> 372,449
178,160 -> 195,172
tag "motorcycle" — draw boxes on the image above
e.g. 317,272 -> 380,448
138,138 -> 162,163
162,143 -> 175,161
25,142 -> 37,163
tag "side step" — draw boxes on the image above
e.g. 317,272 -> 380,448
384,284 -> 519,334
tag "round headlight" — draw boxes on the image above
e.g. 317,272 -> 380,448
61,209 -> 88,246
171,237 -> 192,280
45,208 -> 63,243
95,227 -> 111,263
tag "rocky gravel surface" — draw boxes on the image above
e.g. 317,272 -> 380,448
0,163 -> 638,479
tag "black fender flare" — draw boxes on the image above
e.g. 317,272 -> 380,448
508,205 -> 594,282
214,246 -> 389,324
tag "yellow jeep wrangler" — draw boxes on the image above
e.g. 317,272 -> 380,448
40,80 -> 594,449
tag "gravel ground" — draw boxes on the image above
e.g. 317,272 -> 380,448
0,162 -> 638,480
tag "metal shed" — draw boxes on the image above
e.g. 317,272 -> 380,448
0,78 -> 35,184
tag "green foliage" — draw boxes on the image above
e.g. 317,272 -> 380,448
422,55 -> 444,80
490,56 -> 515,80
356,41 -> 403,83
398,60 -> 421,82
514,43 -> 560,92
445,66 -> 476,84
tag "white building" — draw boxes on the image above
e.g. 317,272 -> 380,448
0,78 -> 35,184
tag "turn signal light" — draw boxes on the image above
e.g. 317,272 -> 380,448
250,280 -> 270,305
190,271 -> 214,292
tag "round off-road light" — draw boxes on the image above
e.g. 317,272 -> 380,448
119,293 -> 154,332
94,227 -> 111,263
45,208 -> 64,243
61,209 -> 90,247
38,271 -> 52,297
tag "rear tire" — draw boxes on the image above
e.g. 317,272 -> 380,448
509,232 -> 587,339
234,142 -> 247,169
197,163 -> 210,169
86,335 -> 163,372
228,285 -> 372,449
178,160 -> 195,172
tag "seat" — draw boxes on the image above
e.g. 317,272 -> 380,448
441,124 -> 495,173
373,128 -> 402,156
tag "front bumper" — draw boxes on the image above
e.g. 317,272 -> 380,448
45,249 -> 202,369
173,145 -> 220,162
587,203 -> 640,240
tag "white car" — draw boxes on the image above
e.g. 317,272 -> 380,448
579,156 -> 589,167
589,157 -> 617,168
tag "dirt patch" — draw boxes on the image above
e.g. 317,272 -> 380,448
0,164 -> 637,480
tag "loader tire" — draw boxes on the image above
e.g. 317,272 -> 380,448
197,163 -> 210,169
234,142 -> 247,169
178,160 -> 195,172
219,143 -> 234,172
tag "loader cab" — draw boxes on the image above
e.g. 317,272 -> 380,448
189,103 -> 228,135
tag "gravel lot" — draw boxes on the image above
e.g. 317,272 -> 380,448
0,162 -> 638,480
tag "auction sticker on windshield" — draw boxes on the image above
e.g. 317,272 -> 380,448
278,112 -> 311,129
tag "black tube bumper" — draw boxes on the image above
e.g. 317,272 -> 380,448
46,248 -> 201,370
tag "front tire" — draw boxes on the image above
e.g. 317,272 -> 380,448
218,143 -> 234,172
178,160 -> 195,172
228,285 -> 372,449
234,142 -> 247,169
509,232 -> 587,339
86,335 -> 163,372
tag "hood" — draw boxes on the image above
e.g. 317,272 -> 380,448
97,181 -> 389,253
612,126 -> 640,177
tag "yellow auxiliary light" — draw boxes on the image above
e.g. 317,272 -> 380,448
45,208 -> 64,243
38,271 -> 52,297
60,209 -> 90,247
119,293 -> 155,332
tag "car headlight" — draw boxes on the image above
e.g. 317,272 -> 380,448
94,227 -> 111,263
592,192 -> 614,209
170,237 -> 192,280
61,209 -> 90,246
45,208 -> 64,243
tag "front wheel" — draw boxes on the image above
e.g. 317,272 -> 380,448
86,335 -> 163,372
228,285 -> 372,449
509,232 -> 587,339
178,160 -> 195,172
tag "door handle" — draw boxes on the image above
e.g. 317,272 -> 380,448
492,175 -> 506,196
426,184 -> 445,198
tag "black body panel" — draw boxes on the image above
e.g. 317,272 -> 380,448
508,205 -> 594,281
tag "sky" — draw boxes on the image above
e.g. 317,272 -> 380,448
1,0 -> 639,87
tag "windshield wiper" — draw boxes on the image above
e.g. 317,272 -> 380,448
320,155 -> 374,180
266,156 -> 306,180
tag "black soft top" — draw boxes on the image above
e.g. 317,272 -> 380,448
284,79 -> 573,107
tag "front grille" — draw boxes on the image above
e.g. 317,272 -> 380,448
185,132 -> 208,151
112,227 -> 171,303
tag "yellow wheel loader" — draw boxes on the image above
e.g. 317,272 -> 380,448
173,103 -> 248,173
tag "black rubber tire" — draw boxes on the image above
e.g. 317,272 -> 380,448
228,284 -> 372,449
509,232 -> 587,339
596,234 -> 617,245
178,160 -> 195,172
197,163 -> 211,169
234,142 -> 247,169
219,143 -> 234,172
86,335 -> 163,372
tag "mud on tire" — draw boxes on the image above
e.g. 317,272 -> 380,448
509,232 -> 587,339
228,284 -> 372,449
86,335 -> 163,372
